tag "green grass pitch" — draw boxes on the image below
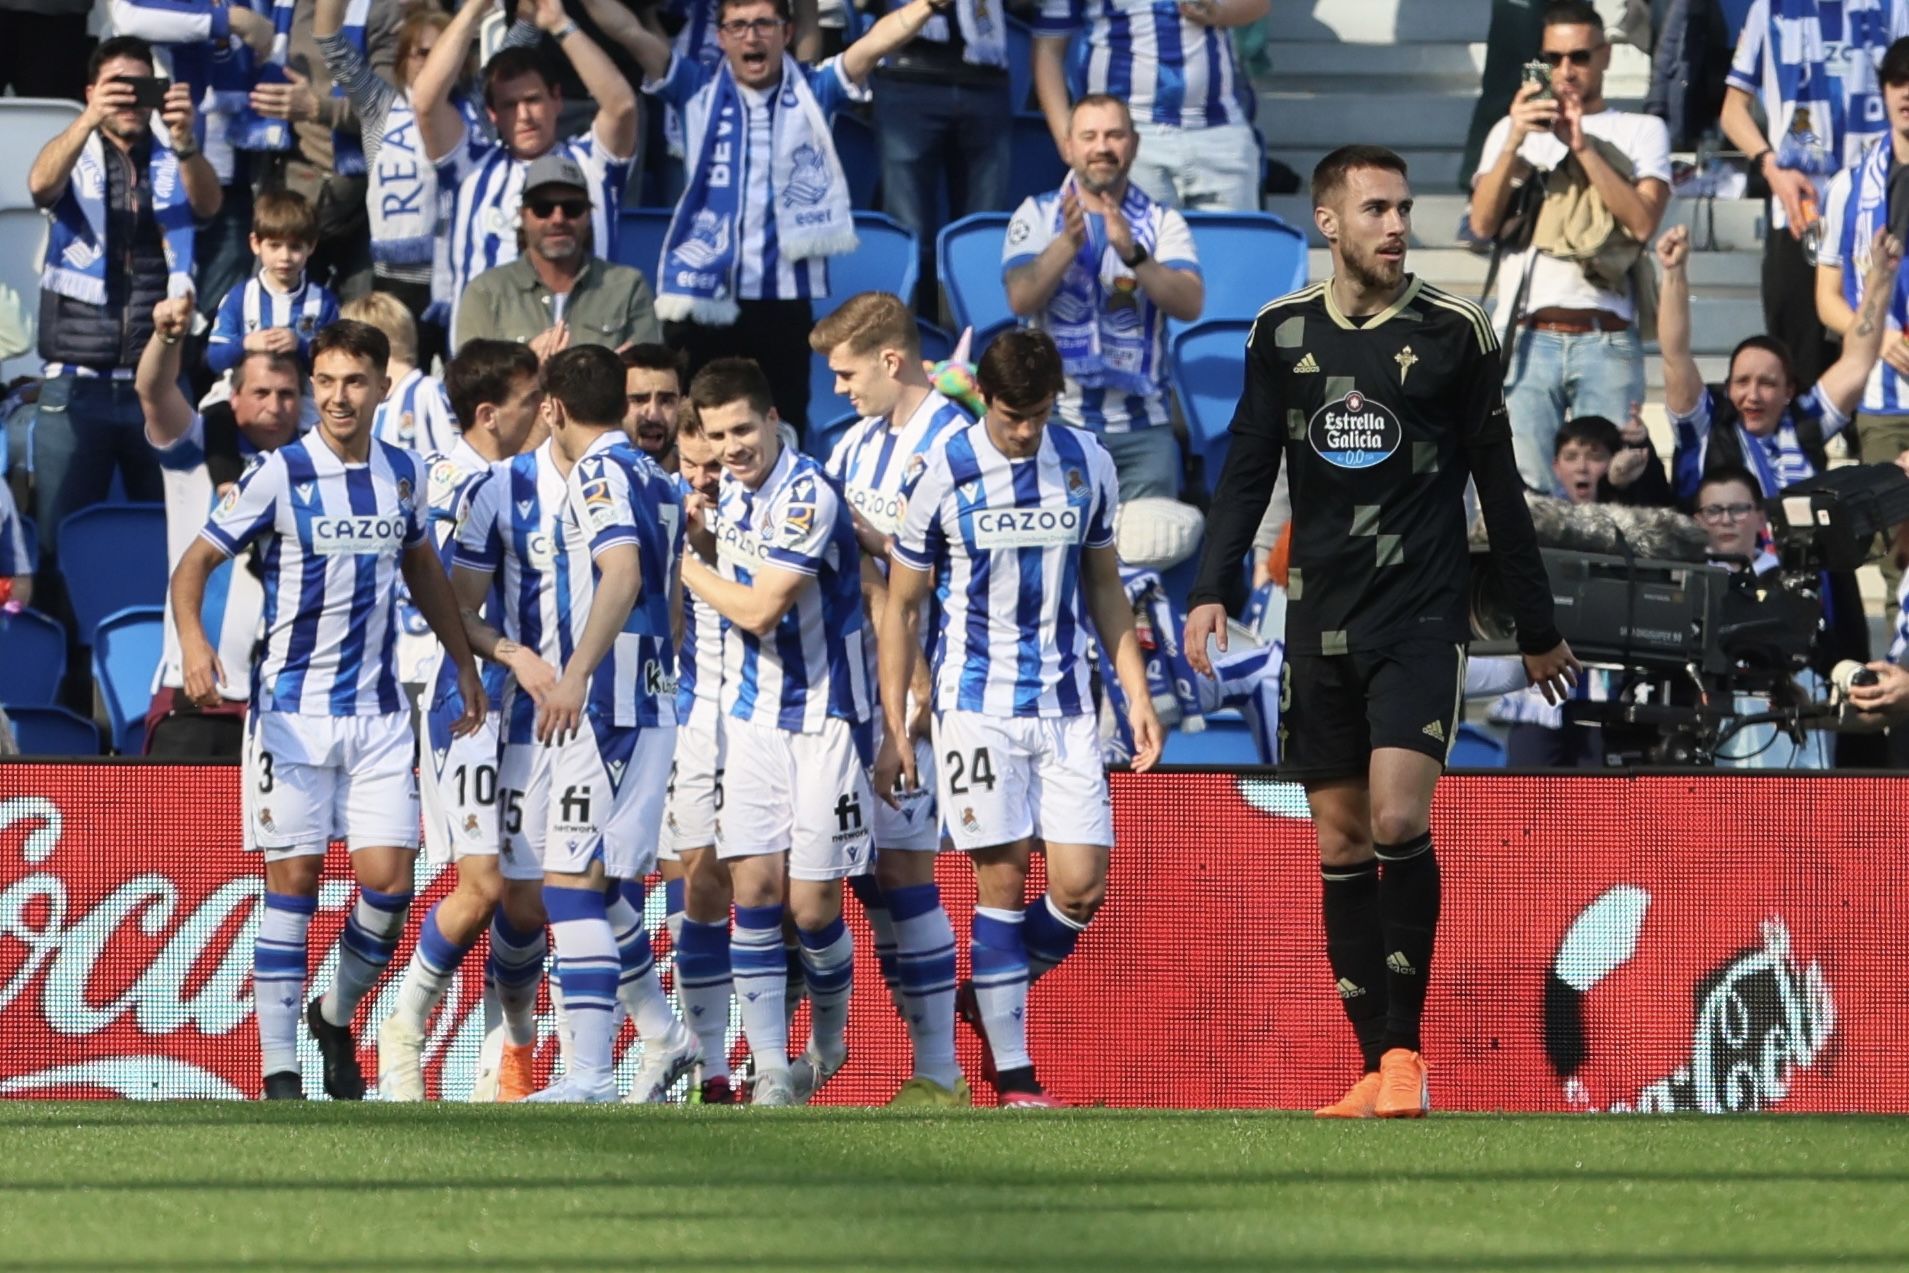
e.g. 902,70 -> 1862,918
4,1105 -> 1907,1271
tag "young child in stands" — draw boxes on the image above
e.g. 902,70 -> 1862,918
206,191 -> 340,376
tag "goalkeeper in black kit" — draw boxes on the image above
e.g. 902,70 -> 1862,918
1184,144 -> 1580,1118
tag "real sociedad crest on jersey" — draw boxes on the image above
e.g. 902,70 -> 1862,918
1308,390 -> 1401,470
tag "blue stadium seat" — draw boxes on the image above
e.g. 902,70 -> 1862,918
809,358 -> 852,432
1160,710 -> 1259,766
1170,320 -> 1253,483
1177,212 -> 1308,331
1007,112 -> 1067,209
917,318 -> 955,364
6,705 -> 100,756
814,212 -> 920,318
1449,722 -> 1507,768
831,111 -> 881,209
0,607 -> 65,706
937,212 -> 1015,338
808,413 -> 861,464
92,604 -> 164,755
57,502 -> 167,645
612,207 -> 674,284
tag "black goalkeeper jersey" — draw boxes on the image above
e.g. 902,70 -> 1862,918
1191,275 -> 1561,657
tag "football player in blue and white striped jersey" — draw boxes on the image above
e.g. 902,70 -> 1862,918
679,357 -> 873,1106
413,0 -> 640,342
813,292 -> 972,1106
374,339 -> 547,1102
878,328 -> 1162,1108
171,320 -> 486,1102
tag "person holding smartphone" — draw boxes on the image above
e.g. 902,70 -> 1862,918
25,35 -> 220,634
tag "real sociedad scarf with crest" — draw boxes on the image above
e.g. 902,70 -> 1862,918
656,54 -> 856,325
42,128 -> 194,305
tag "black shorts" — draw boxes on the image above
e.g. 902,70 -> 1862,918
1278,639 -> 1468,783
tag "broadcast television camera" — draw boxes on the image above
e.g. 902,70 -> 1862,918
1469,464 -> 1909,763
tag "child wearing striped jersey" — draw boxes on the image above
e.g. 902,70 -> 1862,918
207,191 -> 340,377
171,320 -> 486,1102
678,357 -> 873,1107
877,329 -> 1163,1108
813,292 -> 973,1106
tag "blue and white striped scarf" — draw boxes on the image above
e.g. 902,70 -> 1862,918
1046,174 -> 1163,399
42,129 -> 195,306
232,0 -> 296,153
657,54 -> 856,325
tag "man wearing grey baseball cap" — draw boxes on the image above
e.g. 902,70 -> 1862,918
454,153 -> 662,357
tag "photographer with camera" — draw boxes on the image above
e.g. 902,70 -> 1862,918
1469,0 -> 1671,493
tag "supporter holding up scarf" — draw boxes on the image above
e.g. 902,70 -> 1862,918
595,0 -> 957,442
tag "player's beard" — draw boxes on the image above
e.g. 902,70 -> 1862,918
1342,237 -> 1406,294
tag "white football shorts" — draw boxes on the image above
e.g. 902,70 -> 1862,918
660,697 -> 724,862
933,709 -> 1112,852
869,717 -> 944,853
718,715 -> 874,882
499,719 -> 675,881
419,688 -> 503,865
244,709 -> 421,860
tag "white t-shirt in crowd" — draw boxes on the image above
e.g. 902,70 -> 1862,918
1475,108 -> 1672,323
150,415 -> 266,701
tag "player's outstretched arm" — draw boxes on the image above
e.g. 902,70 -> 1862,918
405,541 -> 487,737
540,542 -> 641,743
874,559 -> 933,804
450,562 -> 559,707
1084,545 -> 1162,771
680,555 -> 806,636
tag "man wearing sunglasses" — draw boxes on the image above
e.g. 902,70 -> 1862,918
1469,0 -> 1671,493
454,153 -> 663,355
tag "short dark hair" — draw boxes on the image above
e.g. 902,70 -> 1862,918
232,349 -> 303,391
1554,414 -> 1622,459
1697,463 -> 1763,504
717,0 -> 792,23
483,45 -> 559,110
311,320 -> 390,377
1311,144 -> 1409,209
542,344 -> 626,427
1727,334 -> 1798,393
1883,36 -> 1909,87
446,339 -> 539,427
976,329 -> 1064,410
675,399 -> 704,441
252,189 -> 319,245
1069,93 -> 1132,127
618,342 -> 685,380
88,36 -> 154,85
688,357 -> 775,418
1541,0 -> 1604,30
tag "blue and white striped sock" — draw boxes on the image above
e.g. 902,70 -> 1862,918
607,880 -> 678,1040
971,906 -> 1031,1073
485,913 -> 545,1047
663,877 -> 686,948
322,887 -> 411,1028
849,873 -> 902,1017
798,914 -> 855,1060
1024,894 -> 1086,983
391,902 -> 474,1031
543,885 -> 618,1083
674,917 -> 732,1081
255,891 -> 315,1078
731,904 -> 789,1076
888,882 -> 960,1087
